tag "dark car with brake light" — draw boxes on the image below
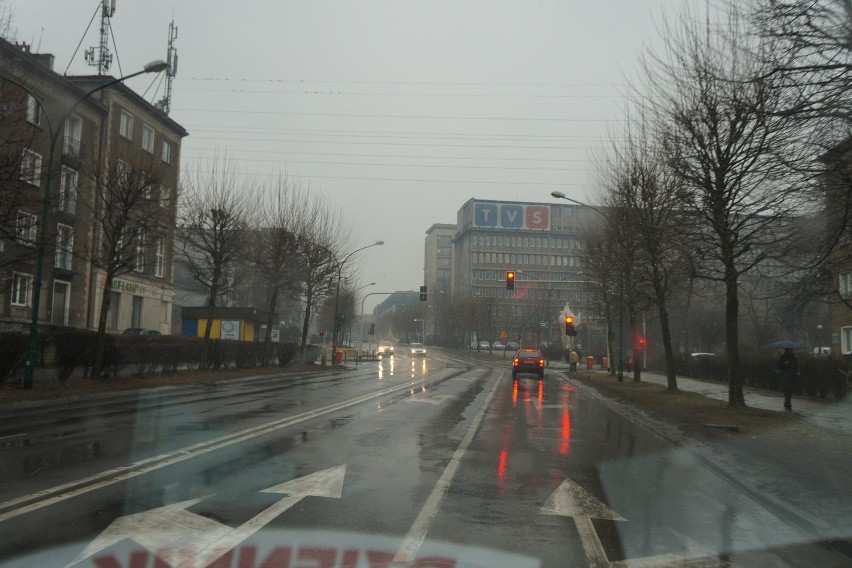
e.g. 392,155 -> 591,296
512,348 -> 545,379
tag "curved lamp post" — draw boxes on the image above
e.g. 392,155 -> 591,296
550,191 -> 623,380
331,240 -> 383,364
344,281 -> 375,358
4,60 -> 169,389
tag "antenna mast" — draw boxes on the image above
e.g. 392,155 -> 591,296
157,20 -> 178,114
84,0 -> 115,75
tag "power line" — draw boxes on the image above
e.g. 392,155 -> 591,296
179,155 -> 591,172
181,148 -> 591,163
173,108 -> 621,123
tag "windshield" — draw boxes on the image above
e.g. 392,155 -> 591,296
1,1 -> 850,567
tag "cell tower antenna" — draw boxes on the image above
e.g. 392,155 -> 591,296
84,0 -> 115,75
157,20 -> 178,114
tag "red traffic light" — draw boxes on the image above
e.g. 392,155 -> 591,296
636,336 -> 647,350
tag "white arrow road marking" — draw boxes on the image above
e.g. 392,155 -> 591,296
66,465 -> 346,568
531,401 -> 567,410
540,477 -> 626,568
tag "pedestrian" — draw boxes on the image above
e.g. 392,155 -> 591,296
777,348 -> 798,411
569,349 -> 579,372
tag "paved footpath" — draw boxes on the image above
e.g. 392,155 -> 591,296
614,369 -> 852,437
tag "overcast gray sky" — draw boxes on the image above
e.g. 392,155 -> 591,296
9,0 -> 691,311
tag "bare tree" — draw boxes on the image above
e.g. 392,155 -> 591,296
246,174 -> 306,365
599,115 -> 691,390
646,8 -> 808,405
177,156 -> 255,369
295,194 -> 347,361
78,150 -> 168,378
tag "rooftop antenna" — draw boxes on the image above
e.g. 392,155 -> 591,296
84,0 -> 115,75
156,20 -> 178,114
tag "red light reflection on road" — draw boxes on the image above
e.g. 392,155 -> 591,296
497,447 -> 508,494
556,382 -> 573,455
512,380 -> 518,406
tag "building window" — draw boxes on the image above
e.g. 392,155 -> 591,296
134,228 -> 146,272
16,211 -> 37,246
25,94 -> 41,125
131,295 -> 143,328
843,326 -> 852,355
107,290 -> 120,330
21,150 -> 42,185
59,166 -> 77,214
154,237 -> 165,278
11,272 -> 32,306
55,224 -> 74,270
160,185 -> 170,208
840,272 -> 852,298
63,115 -> 82,157
161,139 -> 173,164
141,123 -> 155,153
119,110 -> 134,139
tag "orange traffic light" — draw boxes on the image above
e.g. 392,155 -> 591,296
506,271 -> 515,290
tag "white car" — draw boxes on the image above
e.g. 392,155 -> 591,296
409,342 -> 427,356
378,341 -> 395,355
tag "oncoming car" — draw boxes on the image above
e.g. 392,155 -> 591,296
408,342 -> 427,357
512,348 -> 545,379
378,341 -> 395,355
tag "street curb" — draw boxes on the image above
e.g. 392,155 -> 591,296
560,372 -> 852,561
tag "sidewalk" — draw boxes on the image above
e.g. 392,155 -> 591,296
638,370 -> 852,437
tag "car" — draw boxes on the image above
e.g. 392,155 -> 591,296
122,328 -> 161,336
478,341 -> 490,350
513,348 -> 545,379
408,342 -> 427,356
378,341 -> 395,355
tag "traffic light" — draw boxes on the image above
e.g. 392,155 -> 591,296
420,285 -> 428,301
565,315 -> 575,336
636,336 -> 647,351
319,329 -> 325,337
506,271 -> 515,290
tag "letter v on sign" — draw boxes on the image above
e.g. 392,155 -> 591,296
66,465 -> 346,568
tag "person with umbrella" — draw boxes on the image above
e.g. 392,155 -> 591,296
776,347 -> 799,411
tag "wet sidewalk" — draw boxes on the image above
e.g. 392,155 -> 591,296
619,369 -> 852,437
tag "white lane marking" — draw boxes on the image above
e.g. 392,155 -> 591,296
67,465 -> 346,568
403,395 -> 454,405
391,373 -> 502,565
0,433 -> 29,442
0,371 -> 461,523
575,517 -> 611,568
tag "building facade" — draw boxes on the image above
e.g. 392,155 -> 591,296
0,39 -> 186,335
452,198 -> 599,323
423,223 -> 455,337
823,138 -> 852,356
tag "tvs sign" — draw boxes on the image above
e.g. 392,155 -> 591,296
474,202 -> 550,231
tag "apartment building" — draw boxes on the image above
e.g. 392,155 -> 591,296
0,39 -> 187,334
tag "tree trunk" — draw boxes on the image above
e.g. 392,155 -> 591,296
263,286 -> 279,366
91,274 -> 115,380
725,268 -> 746,406
299,286 -> 314,362
201,280 -> 219,370
656,293 -> 678,390
630,309 -> 641,382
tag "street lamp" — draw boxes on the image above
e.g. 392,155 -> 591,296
345,281 -> 375,355
331,240 -> 384,364
357,290 -> 394,366
4,59 -> 170,389
550,191 -> 623,380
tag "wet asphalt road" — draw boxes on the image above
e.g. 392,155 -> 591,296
0,351 -> 848,568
